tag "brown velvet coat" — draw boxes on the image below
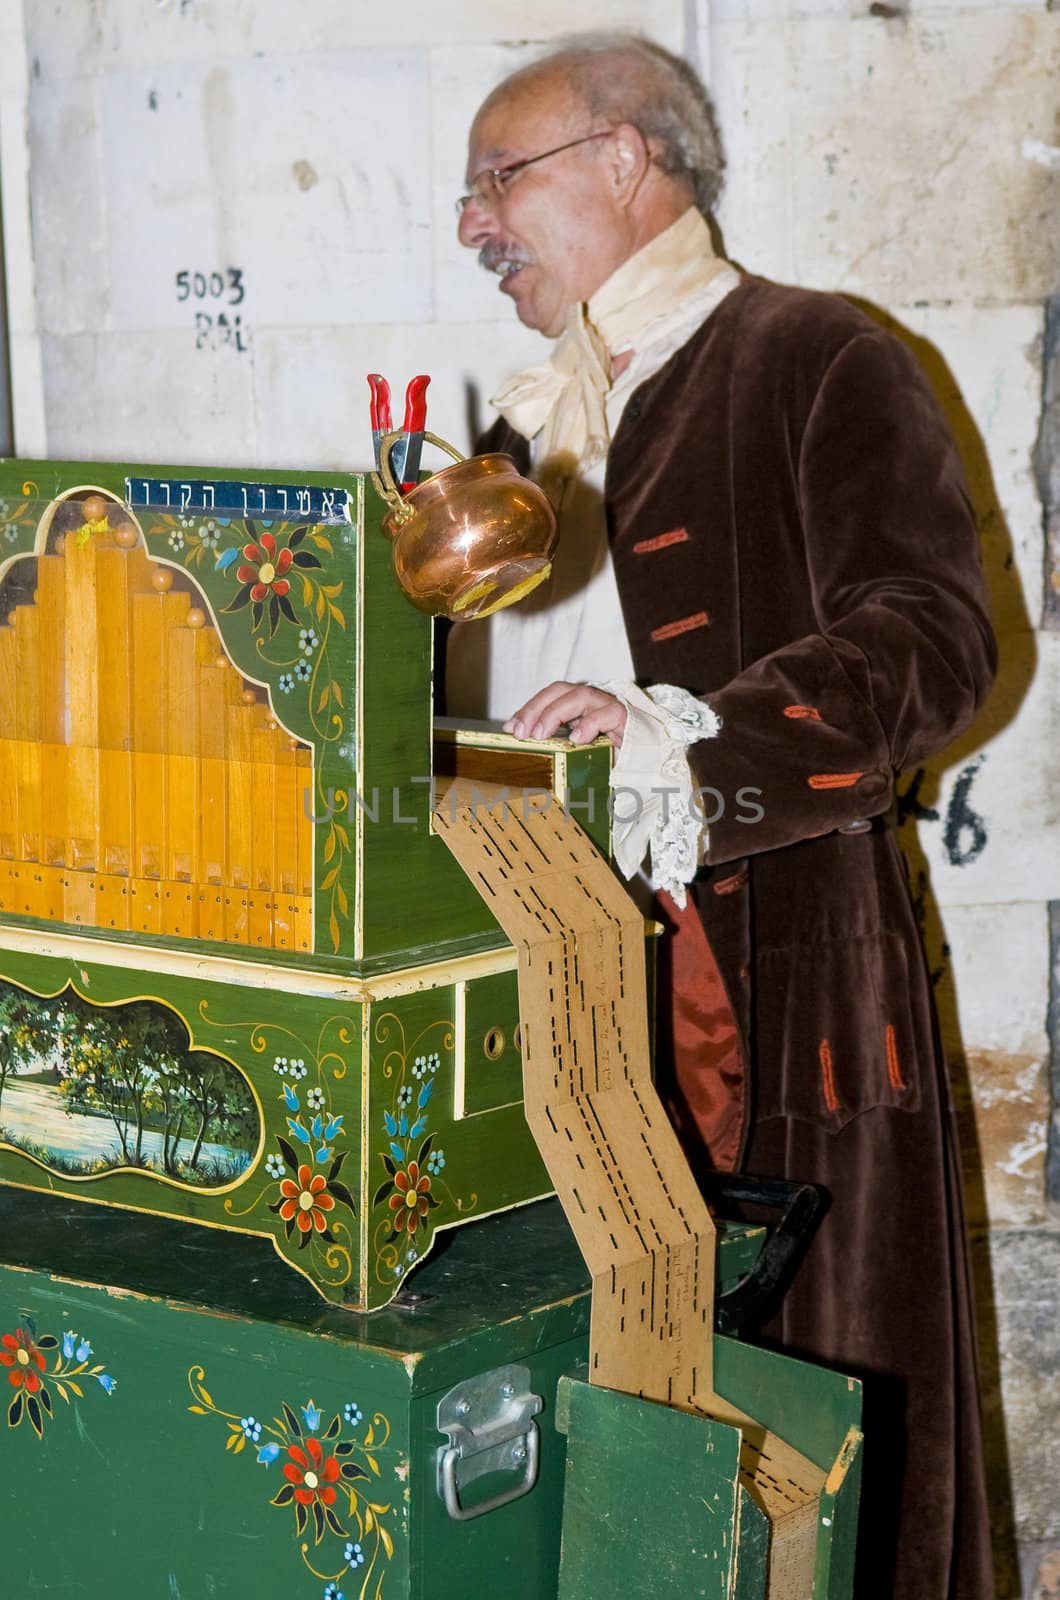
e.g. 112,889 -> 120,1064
478,276 -> 996,1599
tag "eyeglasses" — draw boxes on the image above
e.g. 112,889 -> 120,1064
456,130 -> 614,216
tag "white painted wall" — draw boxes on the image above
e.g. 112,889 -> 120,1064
4,0 -> 1059,1579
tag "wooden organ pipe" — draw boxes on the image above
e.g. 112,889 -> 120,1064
0,515 -> 314,952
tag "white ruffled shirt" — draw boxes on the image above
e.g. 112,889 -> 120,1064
445,259 -> 741,907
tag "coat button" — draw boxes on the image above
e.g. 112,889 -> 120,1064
856,770 -> 890,801
838,818 -> 872,835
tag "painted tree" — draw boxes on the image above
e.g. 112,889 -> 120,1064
54,1002 -> 164,1164
0,986 -> 47,1120
56,993 -> 254,1174
0,983 -> 257,1181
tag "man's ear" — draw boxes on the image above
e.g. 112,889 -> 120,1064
608,122 -> 653,205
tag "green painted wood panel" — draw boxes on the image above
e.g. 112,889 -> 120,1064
815,1432 -> 863,1600
357,481 -> 500,967
460,969 -> 525,1116
555,1376 -> 742,1599
556,1351 -> 863,1600
0,940 -> 550,1310
733,1488 -> 770,1600
713,1336 -> 862,1479
713,1335 -> 864,1600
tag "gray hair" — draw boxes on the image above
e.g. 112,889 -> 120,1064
520,33 -> 725,215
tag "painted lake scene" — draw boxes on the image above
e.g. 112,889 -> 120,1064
0,981 -> 259,1189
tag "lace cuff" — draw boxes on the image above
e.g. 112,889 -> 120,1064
592,680 -> 722,909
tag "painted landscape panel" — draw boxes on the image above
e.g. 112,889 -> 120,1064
0,981 -> 259,1188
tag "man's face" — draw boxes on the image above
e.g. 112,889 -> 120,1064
458,72 -> 630,338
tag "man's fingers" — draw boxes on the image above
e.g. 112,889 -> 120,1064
502,680 -> 577,738
503,682 -> 627,746
504,682 -> 585,739
568,702 -> 628,746
527,687 -> 604,740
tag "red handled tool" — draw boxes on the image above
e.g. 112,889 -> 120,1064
367,374 -> 393,472
366,372 -> 431,490
399,375 -> 431,491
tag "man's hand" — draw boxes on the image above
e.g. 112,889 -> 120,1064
503,682 -> 628,747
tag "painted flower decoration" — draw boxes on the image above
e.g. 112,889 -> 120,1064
343,1402 -> 362,1426
223,520 -> 323,637
1,1328 -> 46,1393
189,1369 -> 393,1587
278,673 -> 294,693
265,1153 -> 285,1179
388,1161 -> 431,1234
279,1164 -> 336,1235
3,1318 -> 114,1436
237,530 -> 292,601
283,1435 -> 341,1507
273,1055 -> 307,1080
427,1149 -> 446,1176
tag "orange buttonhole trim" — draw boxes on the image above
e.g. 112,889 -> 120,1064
712,869 -> 748,896
650,611 -> 710,643
819,1039 -> 840,1114
885,1024 -> 907,1091
633,528 -> 690,555
784,705 -> 822,721
807,772 -> 864,790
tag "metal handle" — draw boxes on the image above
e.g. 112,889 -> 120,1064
435,1363 -> 543,1523
371,429 -> 464,523
438,1420 -> 540,1522
709,1174 -> 826,1335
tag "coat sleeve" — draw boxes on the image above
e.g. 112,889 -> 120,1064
692,329 -> 997,865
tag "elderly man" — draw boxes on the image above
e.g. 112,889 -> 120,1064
446,32 -> 995,1600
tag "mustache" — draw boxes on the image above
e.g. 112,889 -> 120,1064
478,242 -> 535,273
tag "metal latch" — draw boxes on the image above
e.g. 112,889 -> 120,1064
436,1363 -> 543,1522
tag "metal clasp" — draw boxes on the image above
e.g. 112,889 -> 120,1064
436,1363 -> 543,1522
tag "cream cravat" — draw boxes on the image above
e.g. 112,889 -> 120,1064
491,207 -> 726,493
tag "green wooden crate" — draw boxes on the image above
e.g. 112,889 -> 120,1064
0,1192 -> 773,1600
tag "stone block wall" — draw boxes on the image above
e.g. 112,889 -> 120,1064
1,0 -> 1057,1587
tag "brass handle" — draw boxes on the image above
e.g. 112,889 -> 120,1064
371,429 -> 465,527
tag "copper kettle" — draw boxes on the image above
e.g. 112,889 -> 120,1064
371,430 -> 557,620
